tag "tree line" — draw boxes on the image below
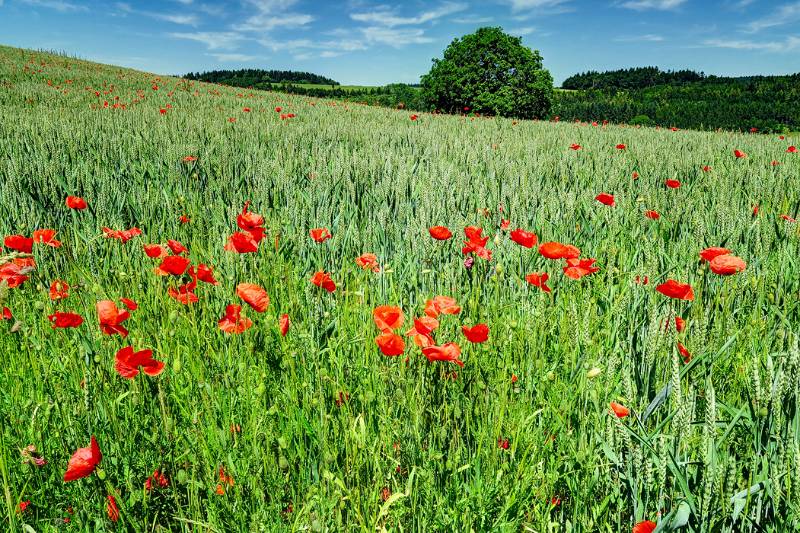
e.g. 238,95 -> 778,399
184,68 -> 339,87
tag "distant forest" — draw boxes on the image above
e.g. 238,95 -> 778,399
184,68 -> 339,87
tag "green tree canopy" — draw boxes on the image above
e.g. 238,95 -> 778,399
420,27 -> 554,119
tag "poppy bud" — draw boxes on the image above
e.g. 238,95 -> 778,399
495,264 -> 503,275
168,310 -> 179,324
173,357 -> 181,373
33,301 -> 45,310
587,367 -> 602,378
494,234 -> 501,245
97,468 -> 106,480
547,371 -> 555,381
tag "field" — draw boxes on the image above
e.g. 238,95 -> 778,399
1,43 -> 800,532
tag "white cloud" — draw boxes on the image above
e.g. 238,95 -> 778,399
501,0 -> 570,12
360,26 -> 434,47
704,36 -> 800,52
18,0 -> 86,12
452,14 -> 494,23
508,26 -> 536,35
619,0 -> 686,10
235,0 -> 313,31
209,52 -> 257,61
744,2 -> 800,32
614,33 -> 665,42
350,2 -> 467,27
169,31 -> 246,50
116,2 -> 198,25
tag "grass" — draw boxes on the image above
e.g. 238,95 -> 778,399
0,43 -> 799,531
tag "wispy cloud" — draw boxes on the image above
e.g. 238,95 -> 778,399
452,14 -> 494,23
704,36 -> 800,52
116,2 -> 199,25
614,33 -> 665,42
360,26 -> 435,46
743,1 -> 800,32
350,2 -> 467,26
500,0 -> 570,12
209,52 -> 257,62
169,31 -> 246,50
619,0 -> 687,10
18,0 -> 86,12
235,0 -> 313,32
508,26 -> 536,35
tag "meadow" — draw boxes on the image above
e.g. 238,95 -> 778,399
1,44 -> 799,531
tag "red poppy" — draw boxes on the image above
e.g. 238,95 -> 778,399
376,331 -> 405,356
225,232 -> 259,253
310,271 -> 336,293
665,179 -> 681,189
405,316 -> 438,347
49,280 -> 69,300
1,307 -> 11,320
675,316 -> 685,332
193,264 -> 219,285
280,313 -> 290,336
0,258 -> 34,288
500,219 -> 510,230
374,305 -> 404,332
310,228 -> 332,243
422,343 -> 464,367
570,144 -> 582,150
632,171 -> 639,180
702,165 -> 712,172
656,279 -> 695,301
63,435 -> 101,481
734,149 -> 746,159
525,272 -> 551,292
633,520 -> 657,533
709,254 -> 746,275
462,323 -> 489,343
115,346 -> 164,378
243,107 -> 251,112
179,214 -> 190,224
144,244 -> 168,258
167,239 -> 188,255
237,283 -> 269,312
236,201 -> 265,243
788,146 -> 797,153
595,193 -> 615,207
157,255 -> 191,276
218,304 -> 253,334
462,226 -> 492,261
65,196 -> 88,210
497,438 -> 510,449
428,226 -> 452,240
610,401 -> 629,418
699,247 -> 731,263
103,227 -> 142,243
563,258 -> 600,279
3,235 -> 33,253
616,144 -> 626,150
355,253 -> 379,272
539,242 -> 580,260
48,311 -> 83,329
644,210 -> 660,220
510,229 -> 538,248
677,342 -> 692,363
424,295 -> 461,318
159,108 -> 167,115
168,284 -> 199,305
182,156 -> 197,163
275,106 -> 282,112
780,214 -> 797,223
32,229 -> 62,248
97,300 -> 132,336
106,495 -> 119,523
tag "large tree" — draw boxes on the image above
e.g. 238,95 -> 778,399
420,27 -> 554,119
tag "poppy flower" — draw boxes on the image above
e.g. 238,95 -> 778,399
375,331 -> 405,356
32,229 -> 61,248
182,155 -> 197,162
179,214 -> 190,224
788,146 -> 797,153
242,107 -> 251,112
525,272 -> 551,292
677,342 -> 692,363
510,229 -> 538,248
374,305 -> 404,332
462,226 -> 492,261
405,316 -> 439,348
699,247 -> 731,263
570,144 -> 582,150
422,343 -> 464,367
3,235 -> 33,254
97,300 -> 132,336
159,108 -> 167,115
225,232 -> 259,253
410,114 -> 419,121
428,226 -> 452,240
780,214 -> 797,223
49,280 -> 69,300
236,202 -> 265,243
462,323 -> 489,343
1,307 -> 11,320
633,520 -> 657,533
734,149 -> 747,159
0,258 -> 34,288
66,196 -> 88,210
157,255 -> 191,276
168,284 -> 199,305
280,313 -> 290,336
193,264 -> 219,285
355,253 -> 380,272
675,316 -> 685,332
63,435 -> 101,481
310,228 -> 332,243
656,279 -> 694,301
702,165 -> 712,172
709,254 -> 746,275
424,295 -> 461,318
610,401 -> 629,418
48,311 -> 83,329
539,242 -> 580,260
497,438 -> 510,449
564,258 -> 600,279
275,106 -> 282,112
167,239 -> 188,255
632,171 -> 639,180
237,283 -> 269,312
218,304 -> 253,334
103,227 -> 142,243
665,179 -> 681,189
500,219 -> 510,230
106,495 -> 119,522
644,210 -> 660,220
144,244 -> 168,258
616,144 -> 626,150
595,193 -> 615,207
115,346 -> 165,379
310,271 -> 336,293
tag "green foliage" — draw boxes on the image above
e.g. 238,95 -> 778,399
562,67 -> 705,90
420,27 -> 554,119
2,44 -> 800,531
184,68 -> 339,87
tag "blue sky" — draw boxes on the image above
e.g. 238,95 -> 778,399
1,0 -> 799,85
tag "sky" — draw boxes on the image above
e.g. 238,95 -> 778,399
0,0 -> 799,85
